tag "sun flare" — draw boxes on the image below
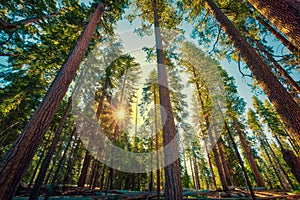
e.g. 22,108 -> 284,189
115,108 -> 126,120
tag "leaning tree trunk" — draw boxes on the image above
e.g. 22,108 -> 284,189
29,97 -> 72,200
0,4 -> 105,200
205,141 -> 217,189
210,134 -> 230,196
153,0 -> 183,199
265,140 -> 295,190
246,0 -> 300,50
205,0 -> 300,144
282,148 -> 300,184
248,8 -> 300,57
224,122 -> 256,200
212,145 -> 230,195
217,140 -> 232,186
274,134 -> 300,184
261,144 -> 287,190
232,118 -> 265,187
250,37 -> 300,95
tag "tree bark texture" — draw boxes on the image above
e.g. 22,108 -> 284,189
153,0 -> 183,199
247,0 -> 300,50
0,4 -> 105,199
205,0 -> 300,145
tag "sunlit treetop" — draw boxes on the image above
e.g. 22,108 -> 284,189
126,0 -> 182,30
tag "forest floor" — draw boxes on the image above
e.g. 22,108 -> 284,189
14,185 -> 300,200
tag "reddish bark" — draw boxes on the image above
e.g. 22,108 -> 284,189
153,0 -> 183,199
0,4 -> 105,199
205,0 -> 300,144
232,118 -> 265,187
247,0 -> 300,49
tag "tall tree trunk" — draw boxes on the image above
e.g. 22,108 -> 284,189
261,144 -> 287,190
224,122 -> 256,200
95,77 -> 108,120
44,127 -> 75,200
149,171 -> 154,191
137,172 -> 141,191
152,0 -> 183,199
249,9 -> 300,57
78,150 -> 92,187
108,167 -> 115,190
153,86 -> 160,200
282,148 -> 300,184
288,137 -> 300,154
189,158 -> 196,189
246,0 -> 300,49
260,160 -> 274,189
213,146 -> 230,194
274,134 -> 300,184
204,0 -> 300,144
232,118 -> 265,187
44,165 -> 54,186
251,37 -> 300,94
149,122 -> 154,192
192,155 -> 201,189
205,141 -> 217,189
99,166 -> 105,191
28,150 -> 45,189
0,4 -> 105,199
89,159 -> 96,189
211,143 -> 230,195
217,140 -> 232,186
209,128 -> 230,195
265,140 -> 295,190
92,161 -> 101,189
27,134 -> 51,189
63,136 -> 80,185
29,97 -> 72,200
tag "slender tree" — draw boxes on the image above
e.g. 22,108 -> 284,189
224,122 -> 256,199
44,127 -> 76,200
217,140 -> 232,186
253,96 -> 300,184
247,109 -> 292,190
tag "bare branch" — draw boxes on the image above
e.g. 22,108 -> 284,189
209,25 -> 221,54
0,12 -> 61,30
237,53 -> 253,78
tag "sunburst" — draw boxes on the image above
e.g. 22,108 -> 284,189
111,103 -> 130,129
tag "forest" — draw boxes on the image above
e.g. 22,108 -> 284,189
0,0 -> 300,199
